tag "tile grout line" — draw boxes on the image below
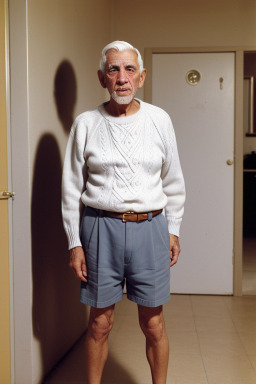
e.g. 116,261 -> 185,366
223,296 -> 256,376
189,295 -> 210,384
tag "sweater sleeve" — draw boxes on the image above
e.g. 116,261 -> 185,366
161,117 -> 186,237
62,122 -> 87,249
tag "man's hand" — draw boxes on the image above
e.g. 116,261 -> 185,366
69,246 -> 87,282
169,235 -> 181,267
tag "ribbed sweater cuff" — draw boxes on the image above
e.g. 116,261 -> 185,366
65,225 -> 82,250
166,217 -> 182,237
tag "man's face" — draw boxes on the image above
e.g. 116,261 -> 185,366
98,49 -> 146,104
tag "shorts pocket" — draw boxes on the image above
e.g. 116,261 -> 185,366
152,214 -> 170,270
80,206 -> 98,249
155,214 -> 170,252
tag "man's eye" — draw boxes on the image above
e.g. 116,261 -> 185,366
127,68 -> 135,72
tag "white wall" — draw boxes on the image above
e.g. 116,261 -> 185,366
28,0 -> 112,167
111,0 -> 256,99
112,0 -> 256,46
244,137 -> 256,154
28,1 -> 112,381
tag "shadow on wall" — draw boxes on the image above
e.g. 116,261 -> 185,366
54,60 -> 77,133
32,61 -> 88,381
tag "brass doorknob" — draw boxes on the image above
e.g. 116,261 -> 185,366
226,159 -> 234,166
0,191 -> 15,199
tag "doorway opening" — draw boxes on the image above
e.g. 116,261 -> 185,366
145,46 -> 246,296
151,51 -> 235,294
243,51 -> 256,295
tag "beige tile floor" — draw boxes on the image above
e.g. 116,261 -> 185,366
45,294 -> 256,384
243,237 -> 256,295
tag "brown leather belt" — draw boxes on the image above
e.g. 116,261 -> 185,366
103,209 -> 163,223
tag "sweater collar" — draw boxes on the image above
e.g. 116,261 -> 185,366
98,99 -> 143,125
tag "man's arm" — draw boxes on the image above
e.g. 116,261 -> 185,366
161,117 -> 186,239
69,246 -> 87,282
62,121 -> 88,250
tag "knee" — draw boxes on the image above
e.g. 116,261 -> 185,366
139,315 -> 164,343
89,314 -> 114,342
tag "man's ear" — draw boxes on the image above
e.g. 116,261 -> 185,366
98,70 -> 106,88
138,68 -> 147,89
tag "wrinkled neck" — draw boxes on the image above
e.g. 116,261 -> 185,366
104,98 -> 140,117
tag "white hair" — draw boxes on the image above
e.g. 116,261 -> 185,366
99,40 -> 143,74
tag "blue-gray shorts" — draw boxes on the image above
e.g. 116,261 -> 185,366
80,206 -> 171,308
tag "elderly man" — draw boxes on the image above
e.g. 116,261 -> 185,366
62,41 -> 185,384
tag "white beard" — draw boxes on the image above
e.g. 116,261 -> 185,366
111,91 -> 135,105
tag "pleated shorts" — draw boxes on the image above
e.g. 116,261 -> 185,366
80,206 -> 171,308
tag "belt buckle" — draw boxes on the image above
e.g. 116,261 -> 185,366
122,211 -> 134,222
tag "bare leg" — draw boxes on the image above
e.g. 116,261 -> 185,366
85,305 -> 115,384
138,305 -> 169,384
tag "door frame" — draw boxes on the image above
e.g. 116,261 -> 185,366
0,0 -> 13,382
8,0 -> 33,382
144,46 -> 254,296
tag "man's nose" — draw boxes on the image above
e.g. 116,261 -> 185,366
117,68 -> 128,84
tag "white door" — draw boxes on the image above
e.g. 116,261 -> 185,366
152,53 -> 234,294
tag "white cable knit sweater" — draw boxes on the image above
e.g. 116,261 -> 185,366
62,100 -> 185,249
